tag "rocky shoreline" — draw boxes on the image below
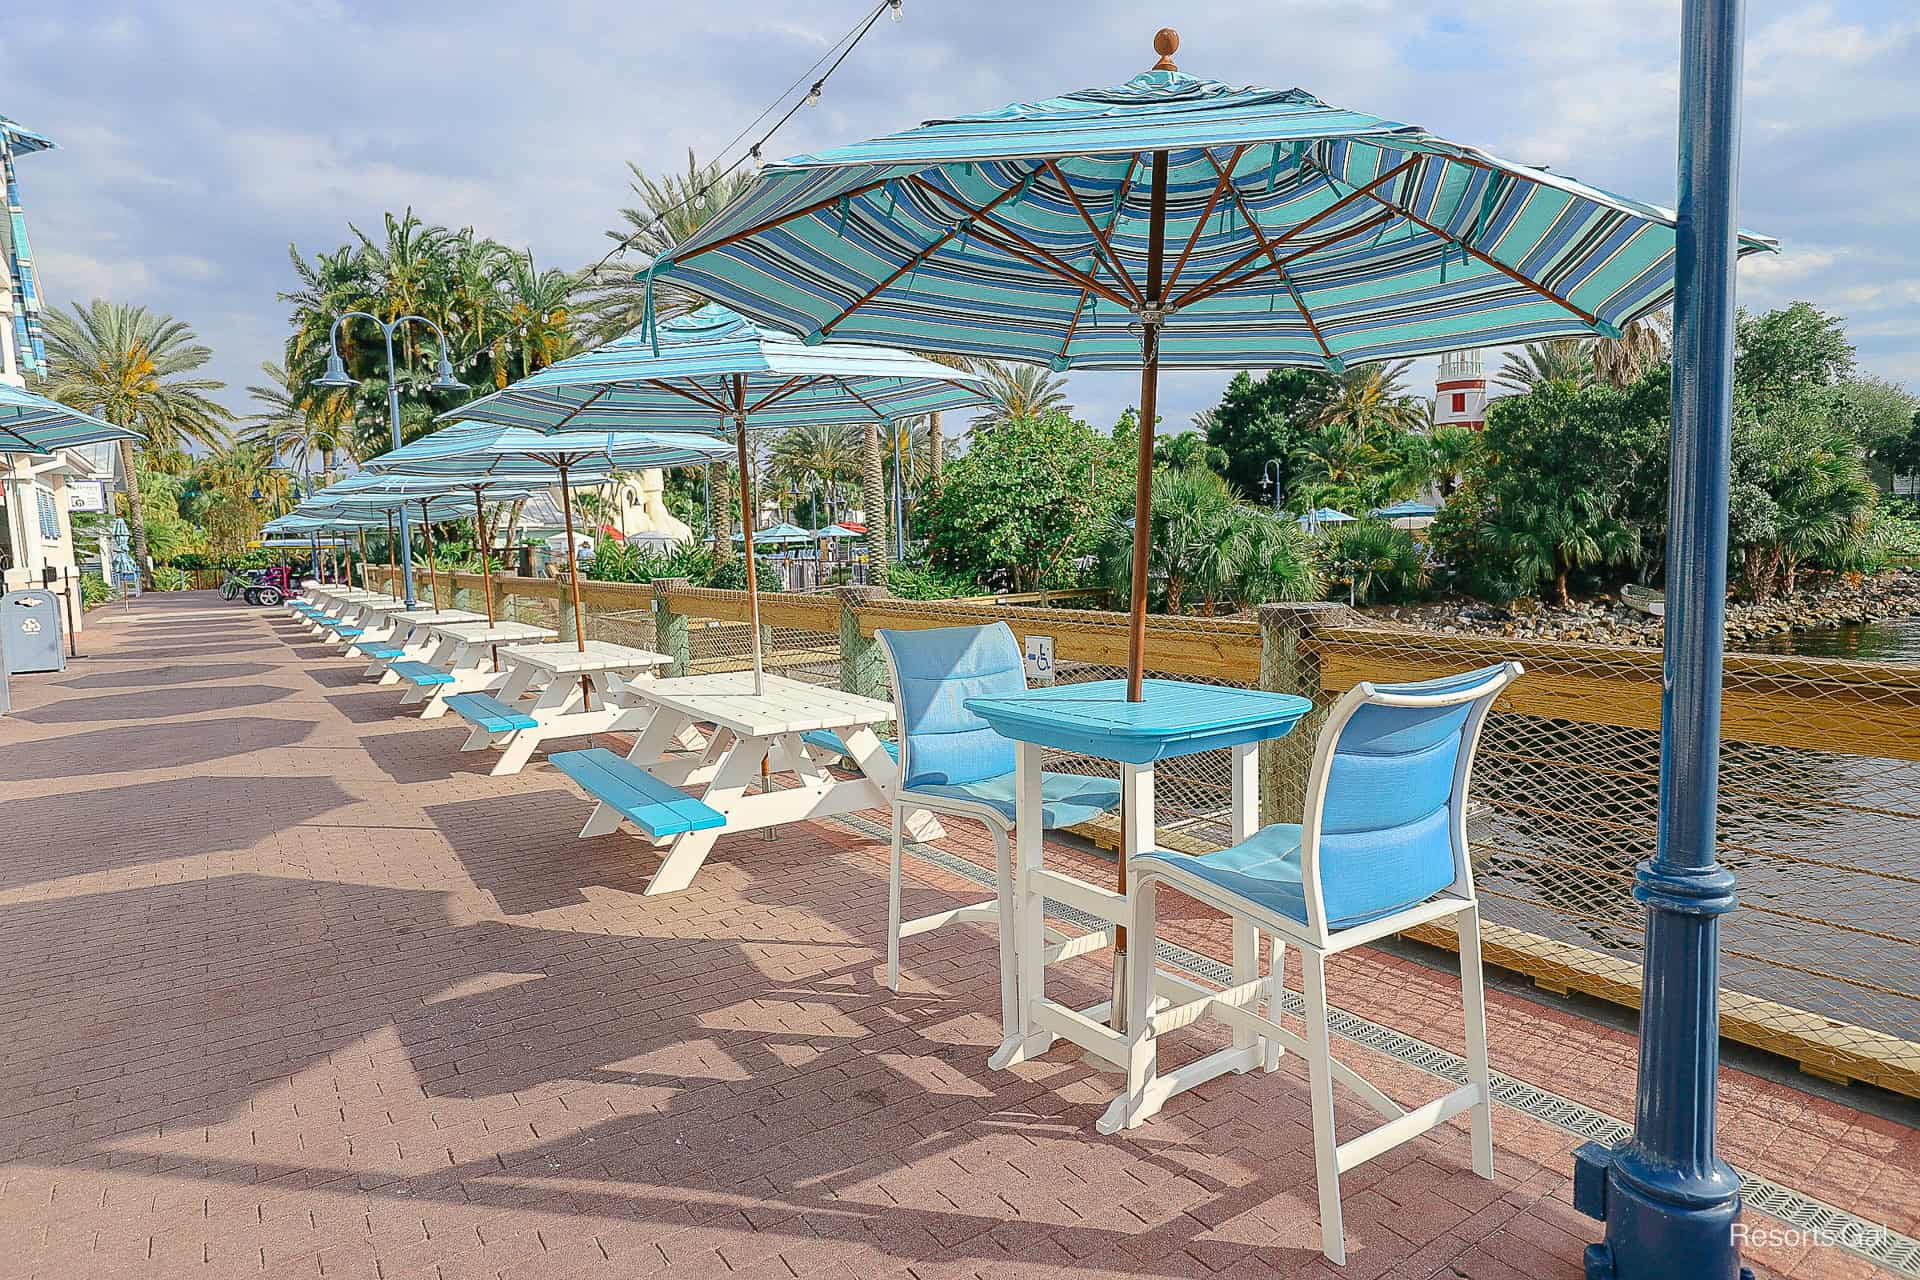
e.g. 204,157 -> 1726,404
1372,568 -> 1920,649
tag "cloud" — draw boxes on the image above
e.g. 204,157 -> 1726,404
3,0 -> 1913,434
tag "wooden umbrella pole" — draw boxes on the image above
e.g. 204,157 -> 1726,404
473,486 -> 499,672
357,529 -> 369,589
419,500 -> 442,611
733,380 -> 765,696
385,511 -> 396,592
557,462 -> 595,707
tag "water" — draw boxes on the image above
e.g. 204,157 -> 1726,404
1747,615 -> 1920,662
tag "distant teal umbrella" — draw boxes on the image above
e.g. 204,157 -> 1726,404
367,422 -> 732,653
1371,499 -> 1438,519
445,305 -> 987,690
661,29 -> 1775,700
1298,506 -> 1356,531
735,521 -> 816,546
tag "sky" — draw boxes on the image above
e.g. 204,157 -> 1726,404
4,0 -> 1916,436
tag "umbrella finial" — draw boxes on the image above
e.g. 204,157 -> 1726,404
1152,28 -> 1179,71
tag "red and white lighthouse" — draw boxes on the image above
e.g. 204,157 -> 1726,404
1434,350 -> 1487,431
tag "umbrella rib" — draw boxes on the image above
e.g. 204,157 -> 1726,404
833,377 -> 890,421
1167,156 -> 1421,311
747,375 -> 829,415
1203,147 -> 1337,363
1162,144 -> 1248,296
1345,180 -> 1601,327
649,378 -> 733,416
1178,209 -> 1401,309
543,385 -> 615,431
817,176 -> 1041,337
1041,159 -> 1146,310
908,177 -> 1132,309
680,177 -> 894,259
1053,290 -> 1091,367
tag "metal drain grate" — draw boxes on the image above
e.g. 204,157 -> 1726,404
838,816 -> 1920,1278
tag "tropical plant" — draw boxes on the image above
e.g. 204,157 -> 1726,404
1424,423 -> 1482,500
242,360 -> 354,475
580,150 -> 757,341
1097,465 -> 1321,614
1593,312 -> 1670,389
488,252 -> 581,386
1153,430 -> 1228,474
918,409 -> 1134,591
1326,519 -> 1431,605
884,562 -> 981,600
1201,367 -> 1337,502
40,300 -> 234,586
1310,360 -> 1423,436
972,362 -> 1071,434
1728,400 -> 1876,598
1496,339 -> 1594,394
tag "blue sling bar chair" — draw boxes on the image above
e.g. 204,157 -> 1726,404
1106,661 -> 1523,1267
875,623 -> 1122,1056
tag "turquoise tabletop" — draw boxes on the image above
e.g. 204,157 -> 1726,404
964,679 -> 1312,765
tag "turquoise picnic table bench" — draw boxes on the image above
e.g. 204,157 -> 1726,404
550,748 -> 725,840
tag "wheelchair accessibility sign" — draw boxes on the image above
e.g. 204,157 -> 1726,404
1023,634 -> 1055,685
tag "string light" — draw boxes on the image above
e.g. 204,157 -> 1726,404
589,0 -> 899,278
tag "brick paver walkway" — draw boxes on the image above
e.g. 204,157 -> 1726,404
0,593 -> 1908,1279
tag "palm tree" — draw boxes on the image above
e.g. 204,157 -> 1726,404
972,362 -> 1070,434
862,419 -> 889,585
242,360 -> 354,476
768,423 -> 860,502
1154,430 -> 1228,474
41,301 -> 234,585
352,209 -> 449,366
1310,360 -> 1423,437
581,151 -> 756,342
1592,312 -> 1671,389
1425,423 -> 1481,500
909,351 -> 975,492
1496,339 -> 1594,393
491,252 -> 580,385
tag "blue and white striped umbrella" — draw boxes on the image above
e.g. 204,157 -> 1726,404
659,33 -> 1778,697
0,383 -> 142,454
449,304 -> 987,436
365,421 -> 734,652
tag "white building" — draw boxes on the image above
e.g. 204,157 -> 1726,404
0,115 -> 112,619
1433,350 -> 1487,431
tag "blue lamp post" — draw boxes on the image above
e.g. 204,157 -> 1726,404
312,312 -> 465,607
1259,459 -> 1281,515
1574,0 -> 1751,1276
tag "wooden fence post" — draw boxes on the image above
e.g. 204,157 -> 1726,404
1257,601 -> 1356,826
831,586 -> 893,699
653,578 -> 692,677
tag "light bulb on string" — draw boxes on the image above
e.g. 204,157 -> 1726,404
806,80 -> 823,107
887,0 -> 904,20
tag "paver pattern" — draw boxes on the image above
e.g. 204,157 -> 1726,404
0,593 -> 1908,1280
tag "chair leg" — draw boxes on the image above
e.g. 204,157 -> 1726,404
1265,936 -> 1287,1071
990,824 -> 1017,1043
885,804 -> 904,993
1458,903 -> 1496,1180
1231,918 -> 1258,1063
1301,946 -> 1346,1267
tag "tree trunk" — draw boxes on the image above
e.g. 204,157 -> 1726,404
928,410 -> 944,490
710,464 -> 734,561
863,420 -> 889,587
116,438 -> 154,590
1554,564 -> 1571,608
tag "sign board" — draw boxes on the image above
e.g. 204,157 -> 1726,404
66,481 -> 109,513
1022,633 -> 1055,685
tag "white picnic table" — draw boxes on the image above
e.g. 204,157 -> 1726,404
462,640 -> 675,776
409,620 -> 559,716
607,671 -> 940,896
367,608 -> 486,680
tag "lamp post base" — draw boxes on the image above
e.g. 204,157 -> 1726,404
1576,1141 -> 1749,1280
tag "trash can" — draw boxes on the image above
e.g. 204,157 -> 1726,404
0,588 -> 67,674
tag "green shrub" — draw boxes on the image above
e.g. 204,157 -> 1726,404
885,563 -> 980,600
80,573 -> 110,609
1326,519 -> 1432,605
151,565 -> 192,591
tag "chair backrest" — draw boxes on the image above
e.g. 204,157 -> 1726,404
875,623 -> 1025,789
1299,662 -> 1522,936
